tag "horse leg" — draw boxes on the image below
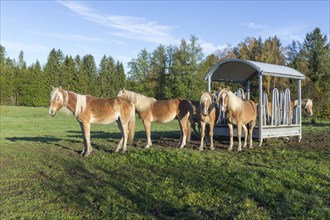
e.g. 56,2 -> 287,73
178,117 -> 188,149
237,122 -> 243,152
122,124 -> 129,153
242,124 -> 248,148
143,120 -> 152,148
115,120 -> 124,153
228,123 -> 234,151
199,121 -> 206,151
209,122 -> 215,150
80,122 -> 92,157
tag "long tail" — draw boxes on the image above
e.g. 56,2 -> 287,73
128,103 -> 136,145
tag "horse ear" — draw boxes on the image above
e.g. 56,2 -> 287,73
51,85 -> 55,90
218,86 -> 222,91
59,86 -> 63,91
200,90 -> 204,95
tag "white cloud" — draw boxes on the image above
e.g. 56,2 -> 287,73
242,22 -> 269,29
46,33 -> 102,42
200,40 -> 229,55
2,41 -> 48,53
57,1 -> 178,45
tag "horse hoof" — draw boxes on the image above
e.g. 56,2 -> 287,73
210,147 -> 215,150
83,151 -> 91,157
228,148 -> 233,151
199,147 -> 203,151
237,148 -> 242,152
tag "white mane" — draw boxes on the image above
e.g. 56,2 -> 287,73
120,90 -> 156,112
222,89 -> 244,112
75,93 -> 87,117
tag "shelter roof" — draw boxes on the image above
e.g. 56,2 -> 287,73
204,59 -> 305,83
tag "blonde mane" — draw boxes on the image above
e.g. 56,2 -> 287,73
75,93 -> 87,117
121,90 -> 157,112
220,89 -> 244,112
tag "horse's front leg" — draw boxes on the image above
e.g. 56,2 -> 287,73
237,122 -> 243,152
228,123 -> 234,151
242,124 -> 248,148
143,120 -> 152,148
80,122 -> 92,157
209,122 -> 215,150
199,121 -> 206,151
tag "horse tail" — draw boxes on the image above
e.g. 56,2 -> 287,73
128,103 -> 136,145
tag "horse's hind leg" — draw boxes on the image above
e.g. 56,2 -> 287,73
80,122 -> 92,157
115,120 -> 126,153
143,120 -> 152,148
178,116 -> 189,149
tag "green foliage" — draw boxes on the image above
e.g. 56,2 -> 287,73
0,27 -> 329,116
1,106 -> 329,219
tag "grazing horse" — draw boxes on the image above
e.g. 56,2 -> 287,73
198,92 -> 219,151
49,86 -> 136,156
117,89 -> 193,149
219,88 -> 257,151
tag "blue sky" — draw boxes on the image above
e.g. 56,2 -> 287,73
1,1 -> 329,70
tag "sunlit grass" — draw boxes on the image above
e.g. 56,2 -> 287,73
1,106 -> 329,219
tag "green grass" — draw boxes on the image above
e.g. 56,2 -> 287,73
1,106 -> 329,219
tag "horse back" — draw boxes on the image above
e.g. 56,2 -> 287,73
87,96 -> 134,124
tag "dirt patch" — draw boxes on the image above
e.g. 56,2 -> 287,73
132,129 -> 329,151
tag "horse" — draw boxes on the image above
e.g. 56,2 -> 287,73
294,99 -> 313,116
219,88 -> 257,151
265,98 -> 313,123
117,89 -> 193,149
49,86 -> 136,156
198,92 -> 219,151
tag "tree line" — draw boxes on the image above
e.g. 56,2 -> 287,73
0,27 -> 329,117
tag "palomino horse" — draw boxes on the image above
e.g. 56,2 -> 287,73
49,86 -> 136,156
294,99 -> 313,116
265,98 -> 313,123
117,89 -> 193,149
219,88 -> 257,151
198,92 -> 219,151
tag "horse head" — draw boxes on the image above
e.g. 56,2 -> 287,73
305,99 -> 313,116
200,91 -> 212,116
219,88 -> 229,112
117,88 -> 127,98
49,86 -> 66,117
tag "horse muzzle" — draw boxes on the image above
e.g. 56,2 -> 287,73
49,108 -> 56,117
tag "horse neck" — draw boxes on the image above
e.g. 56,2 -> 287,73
127,91 -> 156,112
65,92 -> 77,114
226,92 -> 243,112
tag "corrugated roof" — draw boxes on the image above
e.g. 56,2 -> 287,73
204,59 -> 305,83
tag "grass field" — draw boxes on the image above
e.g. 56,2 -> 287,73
1,105 -> 329,219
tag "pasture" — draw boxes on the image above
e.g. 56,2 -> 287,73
1,106 -> 329,219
